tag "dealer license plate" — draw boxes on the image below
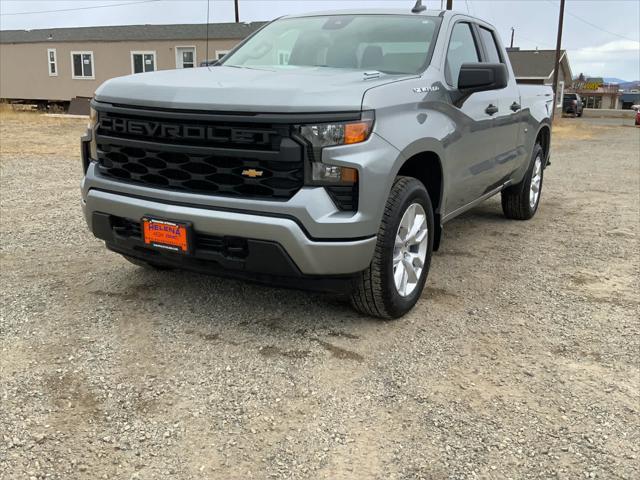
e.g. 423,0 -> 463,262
141,217 -> 190,254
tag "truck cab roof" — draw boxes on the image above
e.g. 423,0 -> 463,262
282,9 -> 446,18
279,9 -> 497,32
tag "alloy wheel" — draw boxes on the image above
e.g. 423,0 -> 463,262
529,155 -> 542,209
393,203 -> 428,297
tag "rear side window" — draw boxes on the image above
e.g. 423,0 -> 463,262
445,22 -> 480,86
478,27 -> 502,63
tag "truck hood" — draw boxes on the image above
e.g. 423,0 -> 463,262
94,66 -> 413,113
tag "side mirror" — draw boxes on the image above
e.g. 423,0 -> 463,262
457,63 -> 508,93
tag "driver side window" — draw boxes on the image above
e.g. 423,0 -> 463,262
445,22 -> 480,87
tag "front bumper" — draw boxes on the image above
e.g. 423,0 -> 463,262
80,109 -> 402,278
82,187 -> 376,276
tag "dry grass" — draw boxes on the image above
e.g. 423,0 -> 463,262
0,108 -> 87,157
0,102 -> 39,118
552,117 -> 612,140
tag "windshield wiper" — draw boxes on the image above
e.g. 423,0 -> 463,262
223,64 -> 274,72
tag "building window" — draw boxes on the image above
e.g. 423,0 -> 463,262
216,50 -> 229,61
176,46 -> 196,69
583,95 -> 602,109
131,51 -> 156,74
47,48 -> 58,76
71,51 -> 94,79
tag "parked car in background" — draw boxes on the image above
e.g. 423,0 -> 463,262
81,8 -> 553,318
563,93 -> 583,117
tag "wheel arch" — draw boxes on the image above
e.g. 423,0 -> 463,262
535,123 -> 551,166
396,151 -> 444,215
395,149 -> 445,250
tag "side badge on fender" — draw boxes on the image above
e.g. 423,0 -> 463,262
413,86 -> 440,93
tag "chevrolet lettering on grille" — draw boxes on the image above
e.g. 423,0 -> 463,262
99,115 -> 272,145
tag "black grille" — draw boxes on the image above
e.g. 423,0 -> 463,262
95,110 -> 304,200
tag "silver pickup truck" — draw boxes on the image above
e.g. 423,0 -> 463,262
81,7 -> 553,318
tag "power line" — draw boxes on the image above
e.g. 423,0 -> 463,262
465,0 -> 552,49
0,0 -> 161,17
545,0 -> 639,42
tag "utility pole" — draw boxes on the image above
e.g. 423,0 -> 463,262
234,0 -> 240,22
510,27 -> 515,48
446,0 -> 453,9
551,0 -> 566,120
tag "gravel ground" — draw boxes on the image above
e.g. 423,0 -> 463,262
1,114 -> 639,479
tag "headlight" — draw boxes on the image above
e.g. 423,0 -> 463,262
88,106 -> 98,159
299,111 -> 373,185
299,111 -> 374,148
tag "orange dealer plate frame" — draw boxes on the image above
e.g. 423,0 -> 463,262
141,217 -> 192,254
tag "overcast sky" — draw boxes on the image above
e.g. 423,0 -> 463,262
1,0 -> 639,80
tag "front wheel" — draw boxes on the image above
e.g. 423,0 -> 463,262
501,143 -> 544,220
351,176 -> 434,319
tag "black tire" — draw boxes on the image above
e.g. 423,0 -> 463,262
121,254 -> 172,270
351,176 -> 434,319
577,111 -> 583,117
501,143 -> 544,220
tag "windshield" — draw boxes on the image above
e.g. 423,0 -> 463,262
222,15 -> 441,74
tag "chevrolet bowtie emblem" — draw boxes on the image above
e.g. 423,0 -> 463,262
241,169 -> 264,178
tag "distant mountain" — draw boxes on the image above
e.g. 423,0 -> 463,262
619,81 -> 640,91
602,77 -> 627,84
572,75 -> 639,90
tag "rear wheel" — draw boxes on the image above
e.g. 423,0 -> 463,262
351,176 -> 434,319
501,143 -> 544,220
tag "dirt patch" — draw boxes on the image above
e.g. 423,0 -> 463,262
313,339 -> 364,362
259,345 -> 312,359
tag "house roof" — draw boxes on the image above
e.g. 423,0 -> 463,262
0,22 -> 268,44
506,49 -> 570,79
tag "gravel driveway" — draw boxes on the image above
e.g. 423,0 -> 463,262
1,113 -> 638,479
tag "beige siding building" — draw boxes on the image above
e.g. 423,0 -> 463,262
506,48 -> 573,110
0,22 -> 265,103
573,77 -> 622,110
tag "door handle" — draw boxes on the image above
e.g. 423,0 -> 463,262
485,104 -> 498,116
510,101 -> 521,112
